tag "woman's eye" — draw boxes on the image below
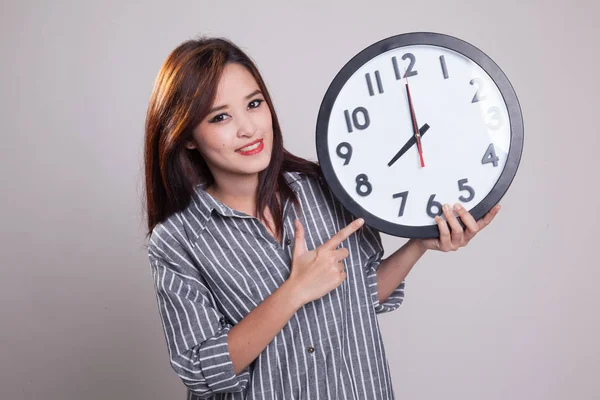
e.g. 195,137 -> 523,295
248,99 -> 264,109
210,113 -> 229,123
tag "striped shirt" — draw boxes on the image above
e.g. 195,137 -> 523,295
147,170 -> 406,400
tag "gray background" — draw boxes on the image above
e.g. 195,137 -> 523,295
1,0 -> 598,399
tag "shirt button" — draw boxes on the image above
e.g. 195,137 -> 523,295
307,346 -> 315,354
285,238 -> 291,245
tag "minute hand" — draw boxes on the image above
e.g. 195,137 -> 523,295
388,123 -> 430,167
405,80 -> 425,167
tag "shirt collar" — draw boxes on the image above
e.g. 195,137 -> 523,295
182,171 -> 303,242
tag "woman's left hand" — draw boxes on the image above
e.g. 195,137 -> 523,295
418,203 -> 501,252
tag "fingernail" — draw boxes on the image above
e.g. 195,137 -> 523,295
357,218 -> 364,225
443,204 -> 449,212
454,203 -> 462,211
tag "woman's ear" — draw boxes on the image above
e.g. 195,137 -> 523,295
186,141 -> 196,150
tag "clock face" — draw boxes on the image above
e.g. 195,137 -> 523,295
316,33 -> 523,238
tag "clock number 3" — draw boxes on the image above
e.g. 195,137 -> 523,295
355,174 -> 372,197
486,107 -> 503,130
344,107 -> 370,133
471,80 -> 504,129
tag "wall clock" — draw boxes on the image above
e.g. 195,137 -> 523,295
316,32 -> 523,238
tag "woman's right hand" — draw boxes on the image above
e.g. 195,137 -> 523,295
286,217 -> 365,307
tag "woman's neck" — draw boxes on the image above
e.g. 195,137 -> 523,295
206,180 -> 258,217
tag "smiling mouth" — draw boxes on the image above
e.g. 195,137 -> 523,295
236,139 -> 263,152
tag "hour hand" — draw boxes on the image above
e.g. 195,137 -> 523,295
388,123 -> 430,167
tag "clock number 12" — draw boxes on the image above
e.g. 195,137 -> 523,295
392,53 -> 418,79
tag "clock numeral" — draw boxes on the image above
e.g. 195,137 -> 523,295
392,53 -> 418,80
392,56 -> 401,79
403,53 -> 418,77
482,143 -> 500,167
336,142 -> 353,165
393,191 -> 409,217
355,174 -> 372,197
426,194 -> 443,218
344,107 -> 370,133
470,78 -> 487,103
458,178 -> 475,202
486,106 -> 503,130
440,55 -> 449,79
365,71 -> 384,96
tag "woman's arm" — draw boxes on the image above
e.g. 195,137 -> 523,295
375,239 -> 426,304
375,203 -> 501,304
228,280 -> 303,375
149,252 -> 303,397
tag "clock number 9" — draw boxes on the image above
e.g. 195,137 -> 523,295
355,174 -> 372,197
336,142 -> 353,165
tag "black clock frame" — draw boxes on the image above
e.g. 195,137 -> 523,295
315,32 -> 524,238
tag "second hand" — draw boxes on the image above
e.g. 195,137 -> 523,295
405,69 -> 425,167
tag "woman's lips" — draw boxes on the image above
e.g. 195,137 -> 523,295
237,139 -> 264,155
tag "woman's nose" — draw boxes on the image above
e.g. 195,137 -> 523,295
236,114 -> 257,136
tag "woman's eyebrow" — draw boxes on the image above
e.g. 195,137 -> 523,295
207,90 -> 262,114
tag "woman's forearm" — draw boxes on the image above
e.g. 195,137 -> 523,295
375,239 -> 426,303
227,280 -> 303,375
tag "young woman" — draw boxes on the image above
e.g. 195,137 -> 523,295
143,37 -> 500,400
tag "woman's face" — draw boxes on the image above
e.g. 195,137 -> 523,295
187,63 -> 273,183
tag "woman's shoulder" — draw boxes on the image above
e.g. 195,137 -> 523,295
283,168 -> 326,190
147,210 -> 194,262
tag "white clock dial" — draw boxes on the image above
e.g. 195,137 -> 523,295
317,33 -> 523,238
328,46 -> 509,226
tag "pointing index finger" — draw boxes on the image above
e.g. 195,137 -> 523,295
322,218 -> 365,251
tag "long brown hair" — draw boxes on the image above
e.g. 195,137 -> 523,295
144,37 -> 321,240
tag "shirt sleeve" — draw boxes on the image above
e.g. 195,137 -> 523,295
358,223 -> 406,314
148,250 -> 250,398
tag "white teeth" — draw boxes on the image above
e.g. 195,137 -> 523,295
239,141 -> 261,152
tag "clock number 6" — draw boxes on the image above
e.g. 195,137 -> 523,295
426,194 -> 443,218
355,174 -> 372,197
